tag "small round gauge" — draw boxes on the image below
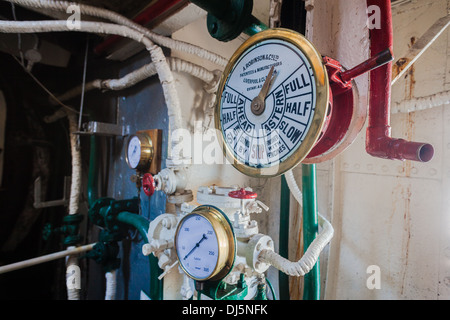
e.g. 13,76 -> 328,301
125,132 -> 154,171
175,206 -> 236,282
215,28 -> 330,177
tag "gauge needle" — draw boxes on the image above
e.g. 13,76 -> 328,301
183,234 -> 207,260
251,66 -> 277,116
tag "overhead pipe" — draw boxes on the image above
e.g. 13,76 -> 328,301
93,0 -> 187,55
9,0 -> 228,67
48,57 -> 217,106
365,0 -> 434,163
189,0 -> 268,41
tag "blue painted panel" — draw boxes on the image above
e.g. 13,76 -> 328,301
110,52 -> 169,300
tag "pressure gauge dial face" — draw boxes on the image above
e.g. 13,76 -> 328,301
125,133 -> 154,171
215,28 -> 329,177
175,206 -> 236,282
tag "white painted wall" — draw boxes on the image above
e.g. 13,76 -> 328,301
165,0 -> 450,300
316,0 -> 450,300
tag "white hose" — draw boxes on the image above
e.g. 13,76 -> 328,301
258,170 -> 334,277
104,270 -> 117,300
259,214 -> 334,277
0,19 -> 183,159
67,112 -> 81,216
49,57 -> 217,105
284,169 -> 303,205
7,0 -> 228,67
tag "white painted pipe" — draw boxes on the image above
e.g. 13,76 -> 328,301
258,214 -> 333,277
0,19 -> 182,161
284,170 -> 303,205
49,58 -> 216,105
0,243 -> 95,275
264,169 -> 334,277
66,112 -> 82,300
104,270 -> 117,300
7,0 -> 228,67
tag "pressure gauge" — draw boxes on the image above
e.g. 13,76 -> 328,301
215,28 -> 330,177
125,132 -> 154,171
175,205 -> 236,282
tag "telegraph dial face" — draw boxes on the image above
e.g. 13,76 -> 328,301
215,28 -> 329,177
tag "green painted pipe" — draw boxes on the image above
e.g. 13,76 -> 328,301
189,0 -> 229,20
87,133 -> 163,299
190,0 -> 268,41
116,211 -> 163,300
244,16 -> 269,36
279,175 -> 290,300
116,212 -> 149,241
301,164 -> 320,300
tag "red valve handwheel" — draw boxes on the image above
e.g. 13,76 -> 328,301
142,173 -> 155,196
228,188 -> 257,199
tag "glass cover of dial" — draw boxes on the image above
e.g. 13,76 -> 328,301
176,214 -> 219,280
220,38 -> 317,169
127,136 -> 141,169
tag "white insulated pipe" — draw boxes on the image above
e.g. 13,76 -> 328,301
104,270 -> 117,300
50,57 -> 217,105
0,19 -> 183,159
284,169 -> 303,205
0,17 -> 181,297
7,0 -> 228,68
258,214 -> 334,277
259,170 -> 334,277
66,112 -> 83,300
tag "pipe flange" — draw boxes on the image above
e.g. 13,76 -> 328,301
206,0 -> 254,42
247,234 -> 274,274
88,198 -> 114,228
167,189 -> 193,204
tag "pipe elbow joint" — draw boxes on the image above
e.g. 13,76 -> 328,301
366,127 -> 434,162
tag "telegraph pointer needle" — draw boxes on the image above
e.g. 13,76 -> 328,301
251,66 -> 277,116
183,234 -> 207,260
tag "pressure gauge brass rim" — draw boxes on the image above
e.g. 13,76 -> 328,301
215,28 -> 330,178
175,205 -> 236,282
125,132 -> 154,171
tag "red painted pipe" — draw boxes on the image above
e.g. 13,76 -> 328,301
366,0 -> 434,162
